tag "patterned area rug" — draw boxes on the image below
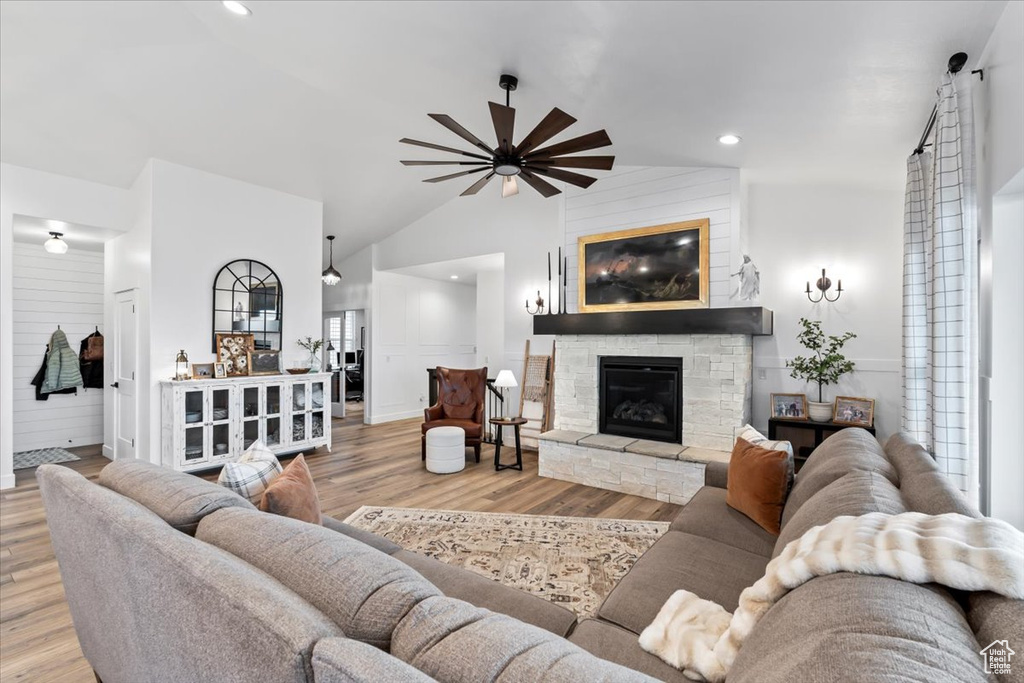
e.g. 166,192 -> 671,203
12,447 -> 80,470
343,506 -> 668,618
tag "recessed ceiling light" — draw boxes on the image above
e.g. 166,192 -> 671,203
718,134 -> 741,145
221,1 -> 252,16
450,275 -> 459,280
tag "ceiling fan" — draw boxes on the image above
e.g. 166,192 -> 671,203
400,74 -> 614,198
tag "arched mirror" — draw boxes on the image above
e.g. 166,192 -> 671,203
212,259 -> 283,351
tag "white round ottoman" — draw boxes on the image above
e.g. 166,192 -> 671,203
425,426 -> 466,474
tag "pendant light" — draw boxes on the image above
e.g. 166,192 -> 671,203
44,231 -> 68,254
322,235 -> 342,286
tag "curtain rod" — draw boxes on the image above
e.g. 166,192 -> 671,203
913,52 -> 968,155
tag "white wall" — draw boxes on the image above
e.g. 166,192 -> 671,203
137,160 -> 323,460
1,162 -> 133,488
370,271 -> 476,423
11,242 -> 104,451
746,182 -> 905,441
563,167 -> 741,311
475,268 -> 504,369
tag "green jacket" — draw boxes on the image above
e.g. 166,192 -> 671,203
42,329 -> 84,394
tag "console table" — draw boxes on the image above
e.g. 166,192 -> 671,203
768,417 -> 875,470
160,373 -> 331,472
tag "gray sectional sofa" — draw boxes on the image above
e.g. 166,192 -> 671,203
39,429 -> 1022,682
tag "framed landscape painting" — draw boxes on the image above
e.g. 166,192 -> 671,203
578,219 -> 710,312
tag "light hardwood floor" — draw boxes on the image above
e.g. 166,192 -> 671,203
0,406 -> 680,682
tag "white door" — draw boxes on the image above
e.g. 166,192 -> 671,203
113,290 -> 138,460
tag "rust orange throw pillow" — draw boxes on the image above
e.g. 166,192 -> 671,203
726,437 -> 793,535
259,454 -> 322,524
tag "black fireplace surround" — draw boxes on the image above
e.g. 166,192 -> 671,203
599,356 -> 682,444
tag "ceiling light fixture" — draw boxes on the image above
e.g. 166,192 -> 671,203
44,231 -> 68,254
450,275 -> 459,280
221,1 -> 252,16
322,235 -> 342,286
718,134 -> 741,145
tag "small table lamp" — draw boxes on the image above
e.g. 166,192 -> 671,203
494,370 -> 518,418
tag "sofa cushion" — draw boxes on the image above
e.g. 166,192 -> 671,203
736,424 -> 794,458
669,487 -> 776,557
392,596 -> 657,682
98,458 -> 255,535
197,506 -> 440,650
726,437 -> 793,535
884,431 -> 940,479
728,573 -> 990,683
37,465 -> 342,683
218,439 -> 283,504
259,454 -> 322,524
569,619 -> 693,683
781,429 -> 898,529
774,471 -> 905,558
321,514 -> 402,555
312,638 -> 436,683
901,471 -> 980,517
597,531 -> 768,635
966,591 -> 1024,673
392,549 -> 578,637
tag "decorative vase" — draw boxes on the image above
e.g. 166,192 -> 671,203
308,351 -> 322,373
808,401 -> 833,422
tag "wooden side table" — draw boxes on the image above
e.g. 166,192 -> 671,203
768,417 -> 876,471
489,417 -> 528,471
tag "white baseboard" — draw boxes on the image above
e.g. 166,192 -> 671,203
102,444 -> 114,460
368,409 -> 422,425
0,472 -> 15,490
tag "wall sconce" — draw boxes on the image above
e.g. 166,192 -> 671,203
805,268 -> 842,303
525,290 -> 546,315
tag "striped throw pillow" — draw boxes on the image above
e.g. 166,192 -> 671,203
218,440 -> 284,504
736,424 -> 794,459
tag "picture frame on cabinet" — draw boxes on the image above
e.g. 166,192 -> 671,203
833,396 -> 875,427
249,349 -> 281,376
213,362 -> 227,379
216,333 -> 254,376
191,363 -> 215,379
770,393 -> 808,420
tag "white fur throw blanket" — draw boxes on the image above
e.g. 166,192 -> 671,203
638,512 -> 1024,682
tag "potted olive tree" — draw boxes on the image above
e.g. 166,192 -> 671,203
786,318 -> 856,422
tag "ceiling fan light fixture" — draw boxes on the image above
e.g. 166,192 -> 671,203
501,175 -> 519,198
322,235 -> 342,286
221,1 -> 252,16
44,231 -> 68,254
718,133 -> 742,145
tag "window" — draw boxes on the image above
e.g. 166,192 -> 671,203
327,316 -> 342,367
344,311 -> 355,352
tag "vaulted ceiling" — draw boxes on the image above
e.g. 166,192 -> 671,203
0,0 -> 1005,259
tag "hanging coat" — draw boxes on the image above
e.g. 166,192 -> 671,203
79,330 -> 104,390
41,329 -> 84,394
30,347 -> 76,401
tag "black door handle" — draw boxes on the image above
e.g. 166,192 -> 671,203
110,382 -> 119,389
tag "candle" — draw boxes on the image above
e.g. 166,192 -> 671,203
805,282 -> 811,294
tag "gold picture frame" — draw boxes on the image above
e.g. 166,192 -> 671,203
833,396 -> 875,427
771,393 -> 808,421
215,333 -> 254,377
578,219 -> 710,313
191,362 -> 215,379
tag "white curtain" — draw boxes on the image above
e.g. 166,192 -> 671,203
902,72 -> 978,500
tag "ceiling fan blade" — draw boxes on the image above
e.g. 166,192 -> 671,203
524,130 -> 612,159
517,169 -> 561,198
400,138 -> 491,161
525,165 -> 598,189
428,114 -> 495,155
424,167 -> 490,183
527,155 -> 615,171
401,160 -> 491,166
513,108 -> 577,157
488,102 -> 516,155
461,172 -> 496,196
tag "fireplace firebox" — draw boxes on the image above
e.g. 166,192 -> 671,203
599,356 -> 682,443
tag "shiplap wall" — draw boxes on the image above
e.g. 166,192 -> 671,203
563,167 -> 741,312
12,242 -> 104,451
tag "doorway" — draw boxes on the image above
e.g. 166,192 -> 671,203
325,310 -> 365,420
113,289 -> 139,459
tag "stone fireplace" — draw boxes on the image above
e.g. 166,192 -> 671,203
599,356 -> 682,444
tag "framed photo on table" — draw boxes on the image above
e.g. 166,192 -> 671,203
191,362 -> 215,379
771,393 -> 808,420
216,333 -> 254,377
833,396 -> 875,427
578,219 -> 710,312
213,362 -> 227,379
249,349 -> 281,376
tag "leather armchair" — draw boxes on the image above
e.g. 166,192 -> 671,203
422,366 -> 488,462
